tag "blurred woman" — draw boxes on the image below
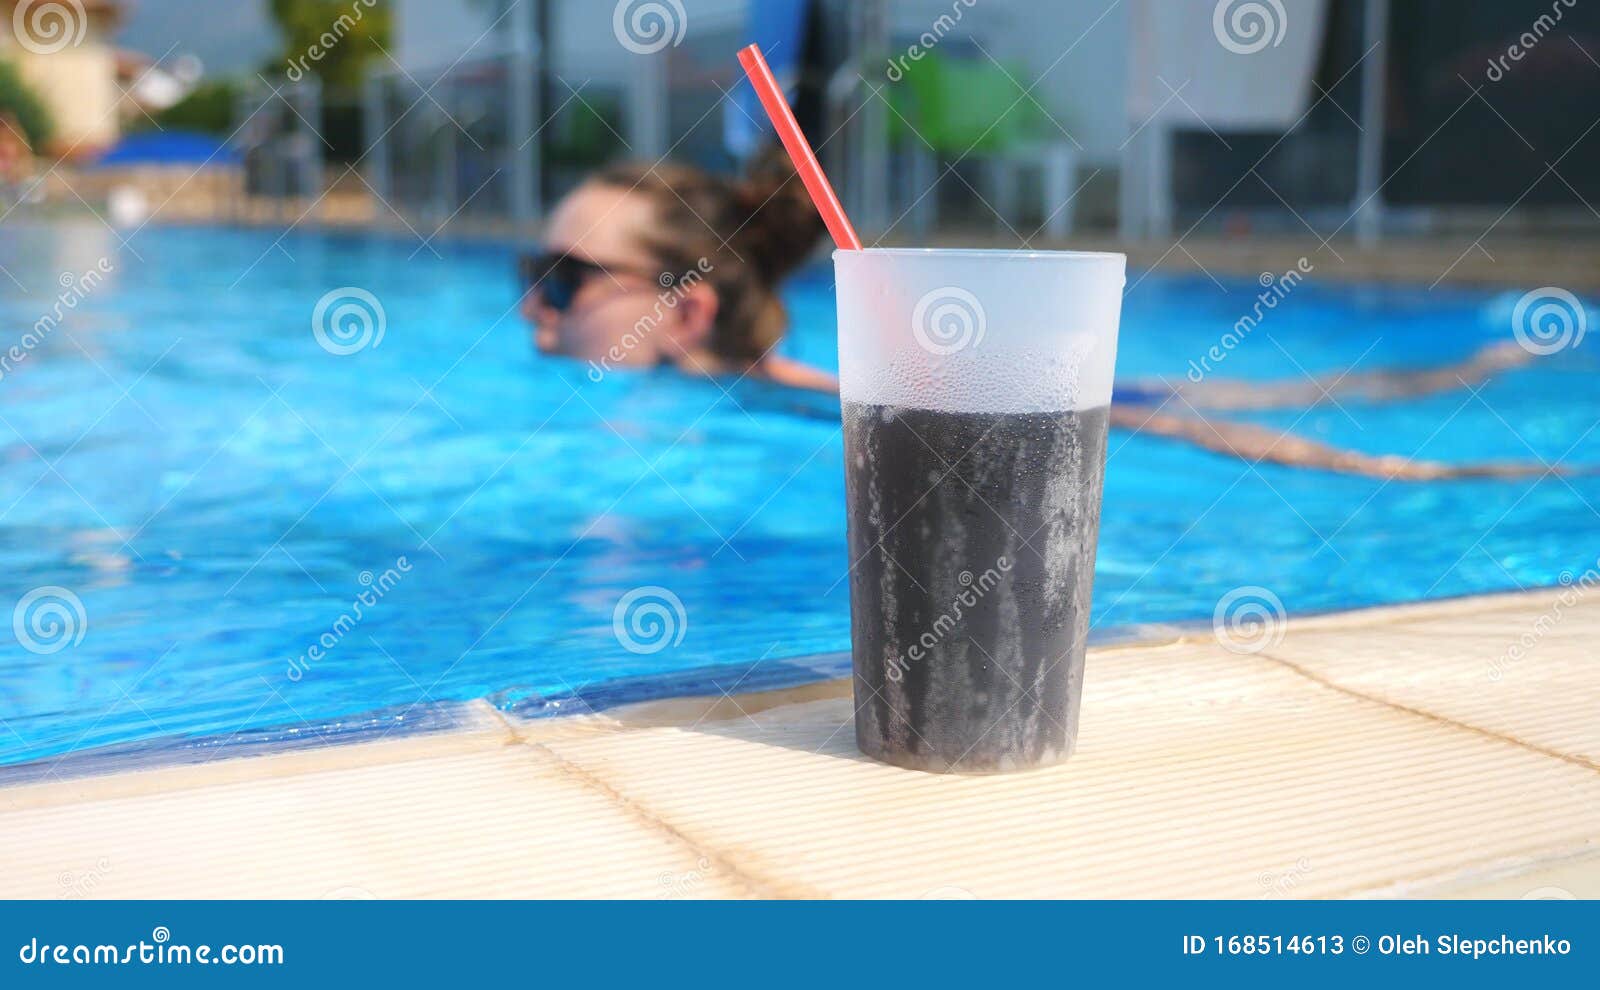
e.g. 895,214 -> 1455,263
520,157 -> 1554,482
519,153 -> 833,391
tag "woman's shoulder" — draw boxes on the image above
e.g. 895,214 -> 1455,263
759,355 -> 838,394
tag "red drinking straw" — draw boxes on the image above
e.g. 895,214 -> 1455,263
737,43 -> 862,251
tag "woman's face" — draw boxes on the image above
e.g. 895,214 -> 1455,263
521,182 -> 674,366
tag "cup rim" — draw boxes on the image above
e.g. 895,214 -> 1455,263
833,247 -> 1126,262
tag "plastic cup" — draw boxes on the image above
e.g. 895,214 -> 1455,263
833,248 -> 1126,773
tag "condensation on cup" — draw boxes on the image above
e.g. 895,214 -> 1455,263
834,248 -> 1126,773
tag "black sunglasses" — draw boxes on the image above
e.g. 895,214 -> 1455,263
517,250 -> 661,313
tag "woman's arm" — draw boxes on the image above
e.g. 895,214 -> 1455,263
1108,405 -> 1559,481
760,354 -> 839,392
754,356 -> 1560,482
1160,341 -> 1534,412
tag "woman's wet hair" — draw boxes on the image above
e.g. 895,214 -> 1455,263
590,151 -> 825,364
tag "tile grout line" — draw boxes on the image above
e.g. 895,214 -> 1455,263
1253,649 -> 1600,773
1339,842 -> 1600,899
464,698 -> 527,745
1106,588 -> 1575,655
0,591 -> 1566,789
518,739 -> 823,899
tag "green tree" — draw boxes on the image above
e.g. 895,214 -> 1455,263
140,79 -> 240,135
267,0 -> 394,92
0,60 -> 52,150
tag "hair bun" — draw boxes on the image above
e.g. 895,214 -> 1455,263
728,149 -> 826,283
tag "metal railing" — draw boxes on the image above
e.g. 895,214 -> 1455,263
232,77 -> 324,219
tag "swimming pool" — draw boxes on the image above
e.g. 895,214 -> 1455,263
2,220 -> 1597,770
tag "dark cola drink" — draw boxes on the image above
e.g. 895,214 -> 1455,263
842,401 -> 1109,772
832,248 -> 1125,773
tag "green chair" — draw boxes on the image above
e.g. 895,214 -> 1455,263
891,51 -> 1043,154
888,51 -> 1081,239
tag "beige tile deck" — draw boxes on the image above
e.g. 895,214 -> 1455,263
3,588 -> 1595,899
0,717 -> 757,899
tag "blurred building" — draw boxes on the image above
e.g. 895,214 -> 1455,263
0,0 -> 125,159
357,0 -> 1600,241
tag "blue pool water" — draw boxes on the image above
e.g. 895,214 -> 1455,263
1,220 -> 1597,769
